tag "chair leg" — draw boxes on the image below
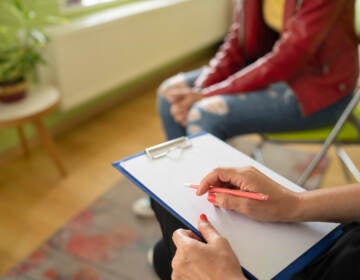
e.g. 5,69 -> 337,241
296,144 -> 330,186
336,146 -> 360,182
251,136 -> 266,163
335,144 -> 353,182
296,90 -> 360,186
348,113 -> 360,137
337,155 -> 354,183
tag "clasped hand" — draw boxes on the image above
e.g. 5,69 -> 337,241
160,74 -> 203,126
167,88 -> 203,126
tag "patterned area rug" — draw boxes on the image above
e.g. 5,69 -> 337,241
2,180 -> 161,280
1,141 -> 328,280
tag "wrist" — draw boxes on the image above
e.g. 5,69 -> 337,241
284,192 -> 303,222
282,192 -> 304,222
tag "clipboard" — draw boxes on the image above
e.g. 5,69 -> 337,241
112,132 -> 342,280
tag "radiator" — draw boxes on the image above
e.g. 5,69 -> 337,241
40,0 -> 231,110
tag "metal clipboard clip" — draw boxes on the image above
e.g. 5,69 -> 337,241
145,136 -> 192,159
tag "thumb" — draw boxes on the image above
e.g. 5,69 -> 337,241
168,91 -> 185,103
198,213 -> 221,243
172,228 -> 195,248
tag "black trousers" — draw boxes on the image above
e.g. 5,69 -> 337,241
150,198 -> 188,280
293,222 -> 360,280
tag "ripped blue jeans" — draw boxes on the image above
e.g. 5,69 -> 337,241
157,68 -> 352,141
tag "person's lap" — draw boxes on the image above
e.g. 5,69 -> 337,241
158,68 -> 352,141
185,84 -> 351,140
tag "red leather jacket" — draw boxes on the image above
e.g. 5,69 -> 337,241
195,0 -> 359,116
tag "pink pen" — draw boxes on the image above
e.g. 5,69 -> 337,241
185,184 -> 269,201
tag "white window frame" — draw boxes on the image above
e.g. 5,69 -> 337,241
60,0 -> 121,13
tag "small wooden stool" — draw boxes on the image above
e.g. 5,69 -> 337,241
0,85 -> 66,176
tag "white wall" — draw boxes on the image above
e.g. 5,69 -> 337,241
40,0 -> 232,110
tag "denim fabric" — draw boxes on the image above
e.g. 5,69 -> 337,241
157,68 -> 352,141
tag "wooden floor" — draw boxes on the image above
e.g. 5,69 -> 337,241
0,87 -> 166,275
0,74 -> 360,276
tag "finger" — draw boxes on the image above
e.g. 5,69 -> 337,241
167,73 -> 188,88
172,229 -> 195,248
197,171 -> 219,195
168,88 -> 192,103
171,271 -> 183,280
177,97 -> 193,112
179,117 -> 188,126
170,104 -> 190,126
160,79 -> 188,93
170,105 -> 187,123
174,112 -> 187,125
215,193 -> 249,212
166,89 -> 186,103
216,167 -> 248,188
197,167 -> 236,195
171,266 -> 193,280
169,94 -> 184,104
198,213 -> 221,243
201,167 -> 257,195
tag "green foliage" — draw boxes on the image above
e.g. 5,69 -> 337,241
0,0 -> 65,83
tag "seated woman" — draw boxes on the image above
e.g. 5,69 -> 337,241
133,0 -> 359,217
171,167 -> 360,280
158,0 -> 358,140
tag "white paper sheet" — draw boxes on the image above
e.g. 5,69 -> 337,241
114,133 -> 339,280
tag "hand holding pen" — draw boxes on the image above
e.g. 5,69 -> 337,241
185,184 -> 269,201
193,166 -> 300,222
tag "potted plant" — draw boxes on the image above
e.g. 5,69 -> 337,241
0,0 -> 63,103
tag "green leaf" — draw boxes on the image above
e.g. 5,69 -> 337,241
4,1 -> 38,25
29,29 -> 48,45
12,0 -> 24,14
1,2 -> 24,23
0,0 -> 66,82
45,15 -> 68,25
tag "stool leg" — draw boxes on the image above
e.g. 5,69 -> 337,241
17,125 -> 29,156
32,118 -> 67,177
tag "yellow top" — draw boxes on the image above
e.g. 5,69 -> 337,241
263,0 -> 286,32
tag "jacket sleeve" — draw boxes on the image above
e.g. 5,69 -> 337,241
195,0 -> 276,88
202,0 -> 348,97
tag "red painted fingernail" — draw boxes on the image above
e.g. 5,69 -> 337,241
200,213 -> 208,222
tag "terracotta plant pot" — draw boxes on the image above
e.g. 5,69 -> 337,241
0,77 -> 27,103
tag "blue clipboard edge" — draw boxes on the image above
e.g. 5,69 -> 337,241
111,132 -> 342,280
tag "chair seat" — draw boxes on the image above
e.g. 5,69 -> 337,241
265,106 -> 360,143
256,96 -> 360,184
